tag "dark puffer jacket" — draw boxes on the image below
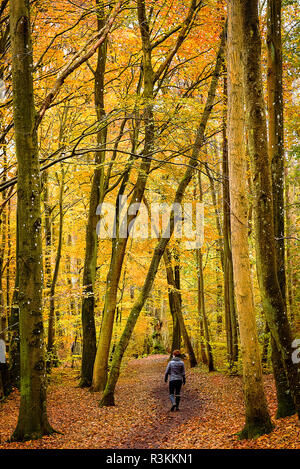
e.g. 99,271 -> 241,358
164,357 -> 186,383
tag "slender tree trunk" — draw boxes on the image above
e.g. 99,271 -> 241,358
227,0 -> 273,439
92,0 -> 201,392
164,253 -> 181,352
197,172 -> 214,371
266,0 -> 295,418
222,71 -> 238,369
47,168 -> 64,371
169,299 -> 181,353
80,0 -> 107,388
206,165 -> 224,270
99,31 -> 225,406
6,197 -> 11,315
267,0 -> 285,301
42,171 -> 52,294
241,0 -> 300,420
286,174 -> 299,330
66,234 -> 76,316
9,210 -> 20,389
164,248 -> 197,367
206,168 -> 223,333
0,152 -> 7,330
10,0 -> 53,440
261,322 -> 270,368
91,0 -> 155,391
285,173 -> 294,321
196,248 -> 214,371
171,247 -> 182,352
42,170 -> 53,369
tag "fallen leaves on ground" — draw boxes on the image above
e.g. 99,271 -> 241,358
0,355 -> 299,449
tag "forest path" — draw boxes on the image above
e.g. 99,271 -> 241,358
113,354 -> 205,449
0,354 -> 299,449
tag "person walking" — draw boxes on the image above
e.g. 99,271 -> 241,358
164,350 -> 186,411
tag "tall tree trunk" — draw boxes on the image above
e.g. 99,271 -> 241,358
66,234 -> 76,316
0,152 -> 7,331
42,170 -> 52,295
9,209 -> 20,389
241,0 -> 300,420
267,0 -> 285,301
227,0 -> 273,439
222,70 -> 238,369
197,172 -> 214,371
99,30 -> 226,406
6,197 -> 11,318
92,0 -> 201,392
164,253 -> 181,353
285,173 -> 294,320
42,170 -> 53,370
80,0 -> 107,388
10,0 -> 53,440
164,248 -> 197,367
196,248 -> 214,371
171,247 -> 183,352
47,168 -> 64,371
266,0 -> 295,418
91,0 -> 155,391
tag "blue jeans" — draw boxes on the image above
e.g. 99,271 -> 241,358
169,379 -> 182,407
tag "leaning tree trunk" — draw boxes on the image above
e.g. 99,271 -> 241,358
266,0 -> 295,418
10,0 -> 53,441
241,0 -> 300,420
227,0 -> 273,439
99,30 -> 226,407
92,0 -> 201,392
91,0 -> 155,392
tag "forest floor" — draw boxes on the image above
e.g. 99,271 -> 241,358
0,354 -> 299,449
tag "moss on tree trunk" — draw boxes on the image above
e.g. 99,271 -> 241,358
10,0 -> 54,441
241,0 -> 300,420
266,0 -> 295,418
227,0 -> 273,439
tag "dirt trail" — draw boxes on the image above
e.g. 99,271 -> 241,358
115,355 -> 204,449
0,354 -> 299,449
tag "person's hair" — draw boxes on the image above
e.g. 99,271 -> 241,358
173,350 -> 181,357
